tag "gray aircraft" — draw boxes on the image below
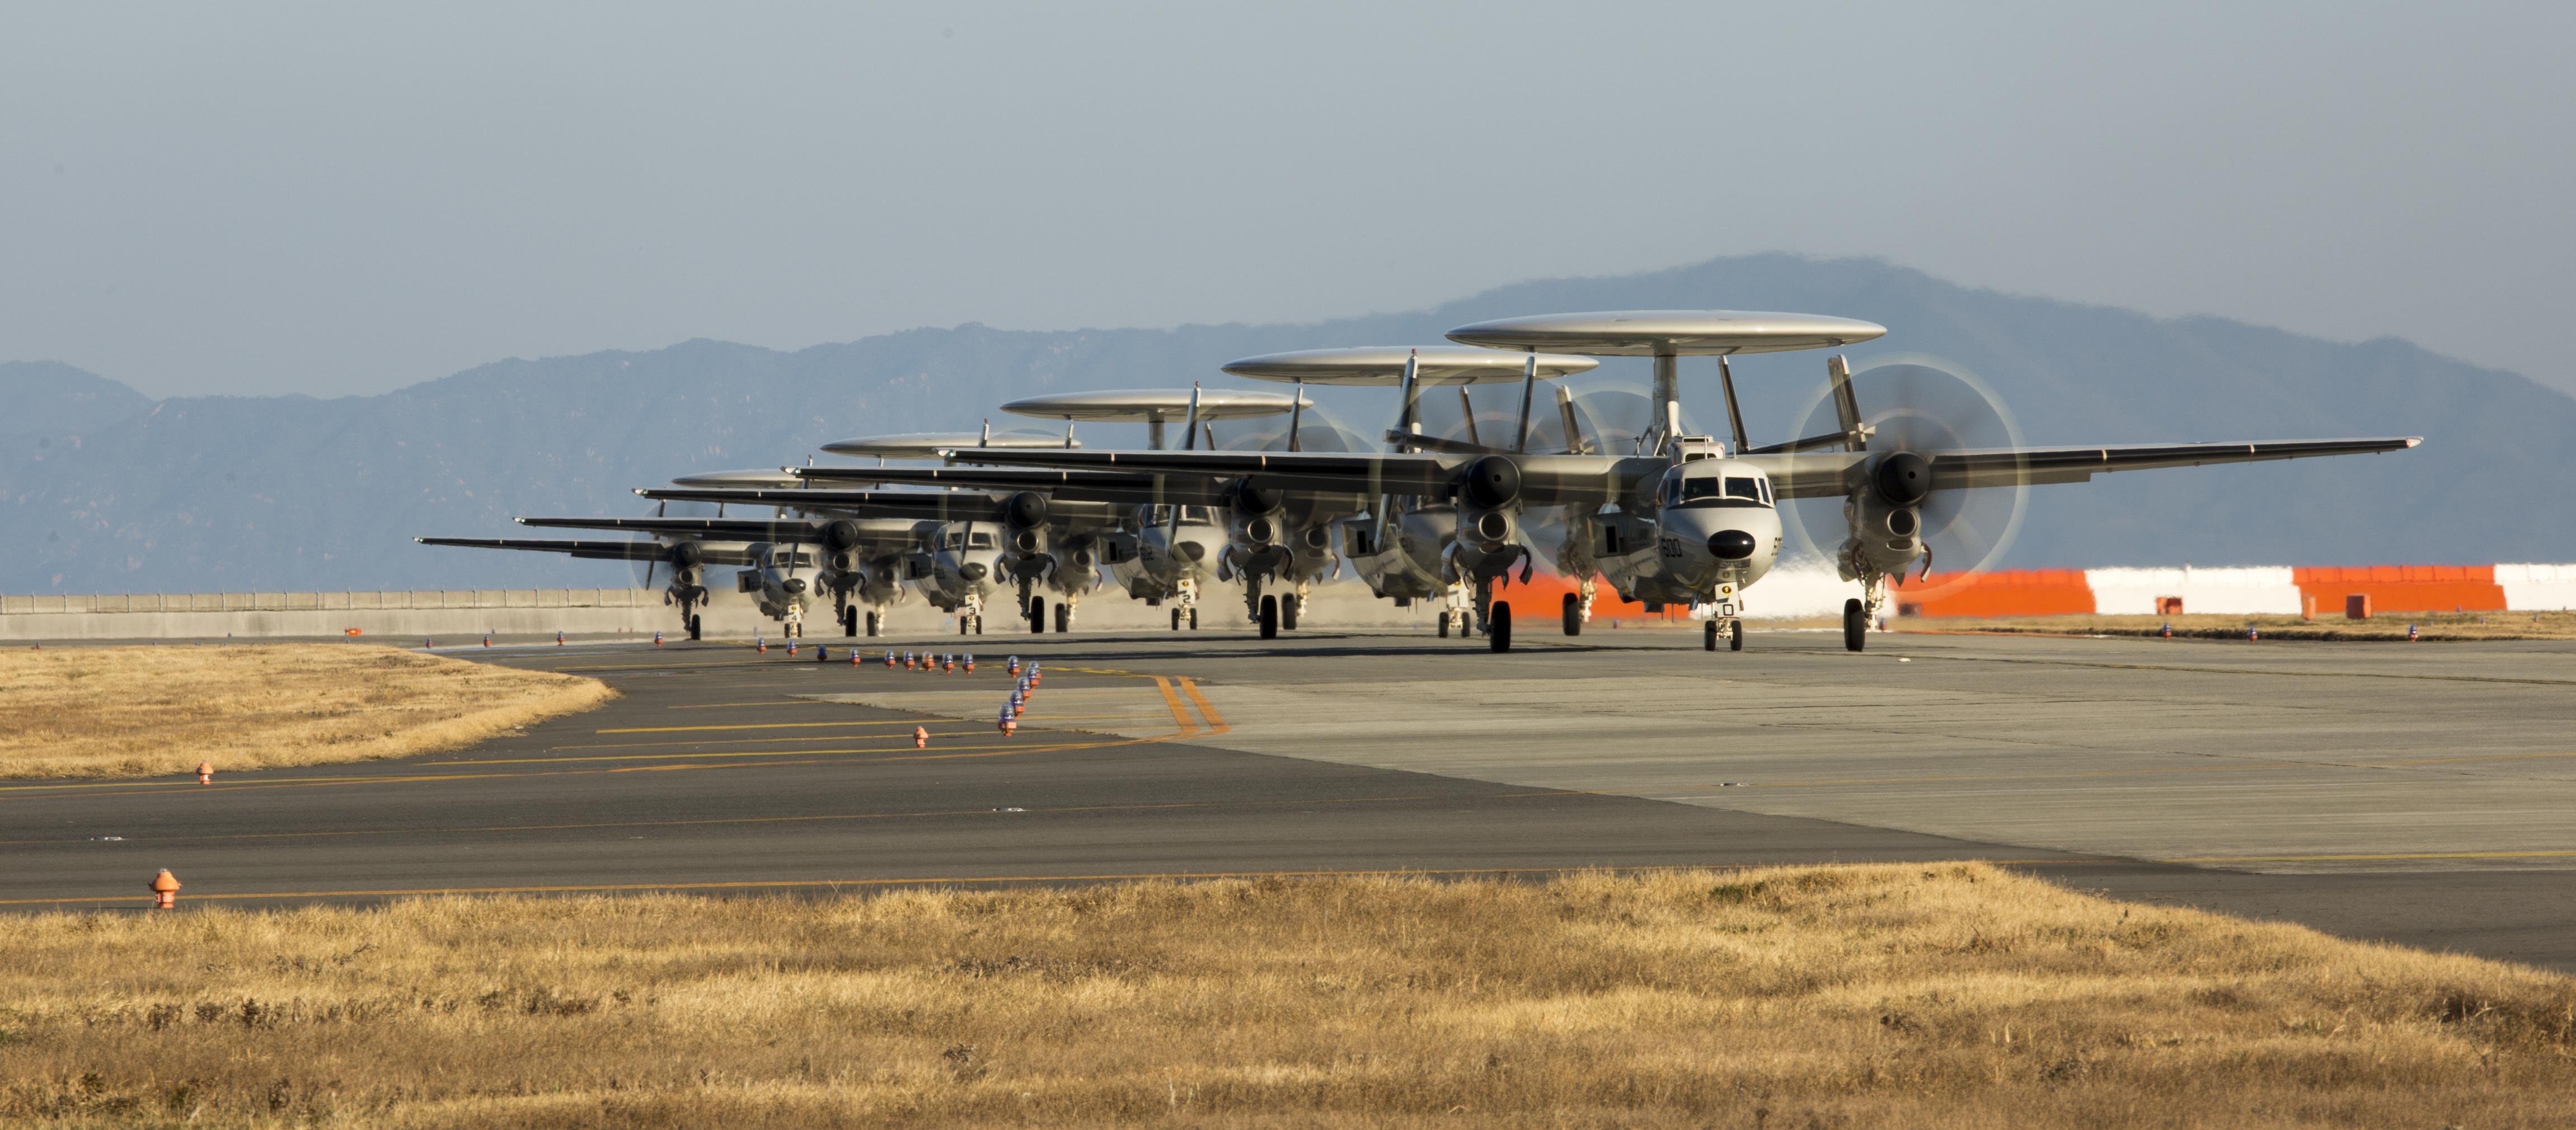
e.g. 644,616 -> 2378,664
945,309 -> 2419,653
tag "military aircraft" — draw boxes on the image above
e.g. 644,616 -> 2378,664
1217,346 -> 1602,636
947,310 -> 2420,653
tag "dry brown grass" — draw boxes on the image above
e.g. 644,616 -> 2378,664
0,644 -> 613,779
1903,609 -> 2576,641
4,864 -> 2572,1128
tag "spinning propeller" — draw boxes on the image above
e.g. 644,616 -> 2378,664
1776,354 -> 2029,600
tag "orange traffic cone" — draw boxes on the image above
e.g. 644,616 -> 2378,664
913,726 -> 928,749
196,761 -> 212,785
149,869 -> 180,909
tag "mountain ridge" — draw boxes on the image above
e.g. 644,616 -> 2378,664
2,254 -> 2565,593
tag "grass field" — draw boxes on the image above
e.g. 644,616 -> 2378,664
1899,609 -> 2576,641
0,644 -> 612,779
3,864 -> 2570,1128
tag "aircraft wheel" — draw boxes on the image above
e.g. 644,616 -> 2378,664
1437,615 -> 1449,639
1258,594 -> 1278,639
688,613 -> 702,641
1705,620 -> 1719,651
865,611 -> 879,637
1843,598 -> 1867,653
1029,596 -> 1047,634
1054,603 -> 1069,633
1563,593 -> 1581,636
1171,608 -> 1182,631
1730,620 -> 1746,651
1281,597 -> 1298,631
1189,608 -> 1199,630
1488,602 -> 1512,652
843,607 -> 858,637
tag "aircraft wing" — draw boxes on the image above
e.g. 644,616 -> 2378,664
946,447 -> 1659,508
518,516 -> 834,541
1744,437 -> 2423,500
944,448 -> 1463,494
412,537 -> 761,566
632,486 -> 1129,526
791,465 -> 1233,505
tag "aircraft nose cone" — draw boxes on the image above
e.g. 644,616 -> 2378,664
959,562 -> 988,582
1178,541 -> 1206,562
1708,530 -> 1757,560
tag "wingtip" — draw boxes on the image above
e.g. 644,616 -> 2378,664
2405,437 -> 2424,448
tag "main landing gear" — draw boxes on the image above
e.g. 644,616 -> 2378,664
1843,598 -> 1868,653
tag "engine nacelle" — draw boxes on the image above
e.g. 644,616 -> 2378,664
1457,456 -> 1522,510
1460,506 -> 1517,551
1841,493 -> 1923,577
1231,480 -> 1285,519
1001,491 -> 1049,530
1868,451 -> 1932,507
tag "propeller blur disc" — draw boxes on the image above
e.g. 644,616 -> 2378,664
1775,353 -> 2028,599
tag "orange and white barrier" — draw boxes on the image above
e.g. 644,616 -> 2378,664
1888,563 -> 2576,618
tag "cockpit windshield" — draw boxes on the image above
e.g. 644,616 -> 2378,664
1666,471 -> 1772,508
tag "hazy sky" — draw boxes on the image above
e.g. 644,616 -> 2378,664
6,2 -> 2570,399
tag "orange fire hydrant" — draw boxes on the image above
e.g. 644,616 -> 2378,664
149,869 -> 180,909
913,726 -> 928,749
196,761 -> 212,785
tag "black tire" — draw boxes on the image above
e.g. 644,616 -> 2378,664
1259,594 -> 1278,639
1053,603 -> 1069,632
1563,592 -> 1581,636
843,607 -> 858,637
1281,597 -> 1298,631
1843,598 -> 1867,653
1730,620 -> 1745,652
1438,615 -> 1450,639
1488,602 -> 1512,652
1029,596 -> 1046,634
865,611 -> 879,637
1705,620 -> 1719,651
1189,608 -> 1199,630
687,613 -> 702,641
1171,608 -> 1182,631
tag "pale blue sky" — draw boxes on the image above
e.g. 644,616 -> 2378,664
5,1 -> 2570,397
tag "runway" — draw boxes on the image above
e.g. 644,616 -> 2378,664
7,625 -> 2574,970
